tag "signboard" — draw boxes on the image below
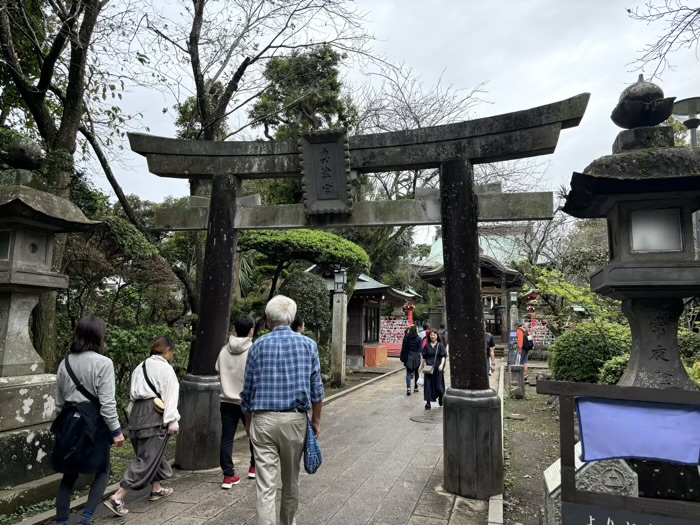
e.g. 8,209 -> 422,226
563,503 -> 700,525
299,130 -> 352,215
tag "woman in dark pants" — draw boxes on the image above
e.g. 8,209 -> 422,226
400,325 -> 423,395
105,337 -> 181,516
420,330 -> 447,410
52,316 -> 125,525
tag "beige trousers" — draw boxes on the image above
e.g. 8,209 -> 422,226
250,411 -> 306,525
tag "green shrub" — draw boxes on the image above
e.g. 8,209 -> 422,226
318,344 -> 331,376
278,271 -> 331,333
549,323 -> 630,383
598,353 -> 630,385
687,361 -> 700,387
679,330 -> 700,362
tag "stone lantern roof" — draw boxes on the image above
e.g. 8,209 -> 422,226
0,185 -> 98,231
563,148 -> 700,219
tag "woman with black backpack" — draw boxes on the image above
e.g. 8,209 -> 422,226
51,316 -> 124,525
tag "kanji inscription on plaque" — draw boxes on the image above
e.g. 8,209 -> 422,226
299,130 -> 352,215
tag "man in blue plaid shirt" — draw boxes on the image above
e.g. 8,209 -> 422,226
242,295 -> 324,525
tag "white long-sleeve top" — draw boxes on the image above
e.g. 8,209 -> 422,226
130,355 -> 181,430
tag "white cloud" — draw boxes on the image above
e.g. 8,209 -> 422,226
97,0 -> 698,203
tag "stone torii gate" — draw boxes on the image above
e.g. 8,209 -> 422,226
128,93 -> 589,499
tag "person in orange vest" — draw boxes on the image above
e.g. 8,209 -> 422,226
515,323 -> 533,380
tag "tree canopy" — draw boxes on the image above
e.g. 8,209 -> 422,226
248,45 -> 358,141
238,229 -> 370,276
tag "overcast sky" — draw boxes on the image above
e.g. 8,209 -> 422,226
100,0 -> 699,242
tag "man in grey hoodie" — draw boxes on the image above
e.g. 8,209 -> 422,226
216,315 -> 256,488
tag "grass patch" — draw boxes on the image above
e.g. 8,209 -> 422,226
503,384 -> 560,525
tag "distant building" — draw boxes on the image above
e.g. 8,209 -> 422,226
415,226 -> 525,344
308,267 -> 418,366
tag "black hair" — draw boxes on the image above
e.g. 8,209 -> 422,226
151,336 -> 174,355
70,316 -> 106,354
234,315 -> 256,337
422,322 -> 430,330
291,318 -> 305,332
407,325 -> 418,337
439,323 -> 445,329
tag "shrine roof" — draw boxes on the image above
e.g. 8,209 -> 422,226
306,266 -> 419,302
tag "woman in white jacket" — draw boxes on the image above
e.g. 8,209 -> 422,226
217,315 -> 256,488
104,337 -> 180,516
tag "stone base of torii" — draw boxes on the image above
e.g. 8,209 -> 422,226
128,93 -> 589,500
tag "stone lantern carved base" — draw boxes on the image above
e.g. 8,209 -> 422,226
0,292 -> 44,376
618,298 -> 696,390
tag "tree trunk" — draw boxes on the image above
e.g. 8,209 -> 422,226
31,166 -> 72,372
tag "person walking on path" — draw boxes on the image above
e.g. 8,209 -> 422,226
104,337 -> 180,517
418,321 -> 429,340
52,316 -> 125,525
438,323 -> 449,346
291,318 -> 305,334
400,325 -> 422,395
217,315 -> 257,488
516,324 -> 532,379
485,325 -> 496,376
241,295 -> 324,525
420,330 -> 447,410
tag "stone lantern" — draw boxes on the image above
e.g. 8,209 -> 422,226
563,75 -> 700,391
0,171 -> 97,485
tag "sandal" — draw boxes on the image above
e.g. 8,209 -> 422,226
149,486 -> 174,501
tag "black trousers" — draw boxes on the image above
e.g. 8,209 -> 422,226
220,402 -> 255,477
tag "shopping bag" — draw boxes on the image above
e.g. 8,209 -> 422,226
304,416 -> 322,474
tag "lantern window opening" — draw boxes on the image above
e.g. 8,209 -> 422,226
629,207 -> 683,254
0,230 -> 10,260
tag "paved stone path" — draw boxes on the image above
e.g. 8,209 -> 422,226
92,360 -> 501,525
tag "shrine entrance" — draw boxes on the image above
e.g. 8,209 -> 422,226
129,93 -> 589,499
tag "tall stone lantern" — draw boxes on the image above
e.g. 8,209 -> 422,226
563,76 -> 700,391
0,173 -> 97,485
561,77 -> 700,504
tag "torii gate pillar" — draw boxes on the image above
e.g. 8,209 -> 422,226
440,155 -> 502,498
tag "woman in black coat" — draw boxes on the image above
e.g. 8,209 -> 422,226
421,330 -> 447,410
400,325 -> 423,395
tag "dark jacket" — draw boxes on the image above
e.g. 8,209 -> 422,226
50,401 -> 111,474
400,334 -> 423,370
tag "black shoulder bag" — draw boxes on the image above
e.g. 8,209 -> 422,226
64,355 -> 100,405
142,361 -> 165,413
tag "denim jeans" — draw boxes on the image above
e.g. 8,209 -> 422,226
487,356 -> 492,375
405,368 -> 419,389
220,402 -> 255,477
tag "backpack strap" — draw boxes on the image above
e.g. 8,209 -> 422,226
64,356 -> 100,405
142,361 -> 161,399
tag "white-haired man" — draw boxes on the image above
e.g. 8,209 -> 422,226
241,295 -> 324,525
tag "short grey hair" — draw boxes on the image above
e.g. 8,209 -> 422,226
265,295 -> 297,325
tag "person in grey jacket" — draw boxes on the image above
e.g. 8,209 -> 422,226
53,316 -> 124,525
216,315 -> 256,488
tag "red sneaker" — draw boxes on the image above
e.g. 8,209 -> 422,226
248,466 -> 256,479
221,475 -> 240,489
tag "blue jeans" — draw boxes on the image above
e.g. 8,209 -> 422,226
220,402 -> 255,477
406,368 -> 419,389
487,356 -> 492,375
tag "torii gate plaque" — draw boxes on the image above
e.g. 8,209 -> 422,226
129,93 -> 589,499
